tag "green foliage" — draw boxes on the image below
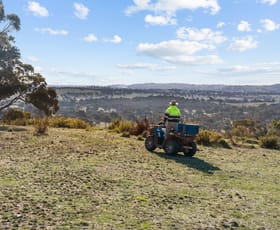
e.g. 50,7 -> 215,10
48,116 -> 89,129
197,129 -> 231,148
33,117 -> 49,135
119,120 -> 134,133
244,138 -> 259,145
108,118 -> 149,136
1,111 -> 89,129
131,118 -> 149,136
196,130 -> 219,146
231,125 -> 250,138
267,120 -> 280,137
230,119 -> 266,138
2,108 -> 30,121
26,86 -> 59,116
259,136 -> 279,150
2,108 -> 31,125
108,118 -> 120,130
0,1 -> 59,114
217,139 -> 232,149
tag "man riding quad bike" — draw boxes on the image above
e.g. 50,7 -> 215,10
144,122 -> 199,157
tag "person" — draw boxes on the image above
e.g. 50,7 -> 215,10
164,100 -> 181,134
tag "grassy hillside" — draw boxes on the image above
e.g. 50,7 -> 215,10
0,126 -> 279,229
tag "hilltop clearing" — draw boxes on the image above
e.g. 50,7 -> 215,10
0,126 -> 279,229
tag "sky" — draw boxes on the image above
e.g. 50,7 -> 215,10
3,0 -> 280,86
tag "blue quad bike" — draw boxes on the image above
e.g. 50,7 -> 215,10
144,123 -> 199,157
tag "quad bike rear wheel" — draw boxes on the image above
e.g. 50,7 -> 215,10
183,141 -> 197,157
164,139 -> 179,155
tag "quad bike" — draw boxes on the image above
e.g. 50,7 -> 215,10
144,123 -> 199,157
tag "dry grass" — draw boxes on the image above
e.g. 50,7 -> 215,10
0,126 -> 279,229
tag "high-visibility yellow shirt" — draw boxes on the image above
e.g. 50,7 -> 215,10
165,105 -> 181,116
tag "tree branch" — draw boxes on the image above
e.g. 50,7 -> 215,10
0,94 -> 24,111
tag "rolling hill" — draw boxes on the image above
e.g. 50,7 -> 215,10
110,83 -> 280,93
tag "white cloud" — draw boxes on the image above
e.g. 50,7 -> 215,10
126,0 -> 220,15
110,35 -> 122,44
27,1 -> 49,17
237,20 -> 251,32
217,22 -> 225,28
260,19 -> 279,31
118,63 -> 176,71
155,0 -> 220,14
125,0 -> 152,15
134,0 -> 151,8
218,62 -> 280,75
138,40 -> 214,56
229,36 -> 258,52
162,55 -> 222,65
136,40 -> 222,65
74,3 -> 90,19
84,34 -> 98,43
145,14 -> 176,25
176,27 -> 227,44
259,0 -> 277,5
35,28 -> 69,35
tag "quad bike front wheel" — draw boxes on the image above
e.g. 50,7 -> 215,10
183,141 -> 197,157
145,135 -> 157,151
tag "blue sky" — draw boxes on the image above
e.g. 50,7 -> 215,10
4,0 -> 280,86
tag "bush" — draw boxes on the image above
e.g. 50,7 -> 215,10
196,130 -> 220,146
48,116 -> 89,129
108,119 -> 120,131
231,126 -> 250,138
217,139 -> 232,149
259,136 -> 279,150
130,119 -> 149,136
267,120 -> 280,137
231,119 -> 266,138
197,129 -> 231,148
33,118 -> 49,135
118,120 -> 133,133
108,118 -> 149,136
2,108 -> 31,125
244,138 -> 259,145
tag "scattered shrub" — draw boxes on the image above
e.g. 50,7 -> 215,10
196,130 -> 220,146
118,120 -> 133,133
196,130 -> 211,146
130,119 -> 149,136
108,118 -> 149,137
9,118 -> 29,126
2,108 -> 31,125
231,119 -> 266,138
121,131 -> 130,138
108,119 -> 120,130
267,120 -> 280,137
197,129 -> 231,148
33,118 -> 49,135
48,116 -> 89,129
217,139 -> 232,149
231,126 -> 251,138
244,138 -> 259,145
259,136 -> 279,150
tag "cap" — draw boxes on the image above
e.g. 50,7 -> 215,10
170,100 -> 178,105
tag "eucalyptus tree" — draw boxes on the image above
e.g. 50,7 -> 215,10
0,0 -> 58,115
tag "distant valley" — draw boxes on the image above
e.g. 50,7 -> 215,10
49,83 -> 280,131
